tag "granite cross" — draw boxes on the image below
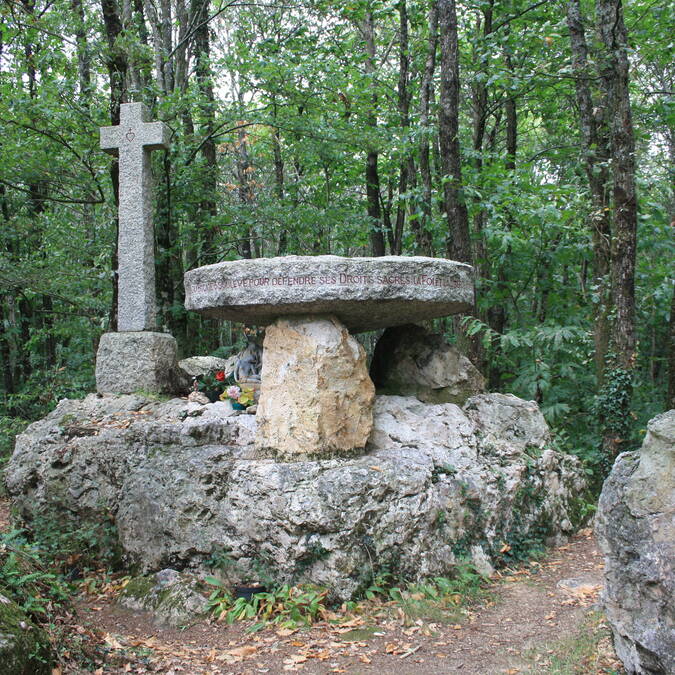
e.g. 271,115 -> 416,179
100,102 -> 170,332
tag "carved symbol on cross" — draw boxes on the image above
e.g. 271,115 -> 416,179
99,103 -> 170,332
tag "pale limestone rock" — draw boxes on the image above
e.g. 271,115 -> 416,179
6,392 -> 587,601
119,569 -> 209,627
187,391 -> 210,405
370,324 -> 485,404
595,410 -> 675,675
256,315 -> 375,459
179,355 -> 238,379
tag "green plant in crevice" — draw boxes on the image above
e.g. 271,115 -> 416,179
205,580 -> 329,630
204,575 -> 233,619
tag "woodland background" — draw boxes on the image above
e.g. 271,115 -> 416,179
0,0 -> 672,484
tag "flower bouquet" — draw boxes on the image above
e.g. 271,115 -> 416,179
195,369 -> 229,403
220,384 -> 255,410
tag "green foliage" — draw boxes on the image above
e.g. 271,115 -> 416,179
0,529 -> 70,620
27,507 -> 124,573
206,580 -> 328,630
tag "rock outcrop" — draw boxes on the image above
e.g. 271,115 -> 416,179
256,316 -> 375,459
7,392 -> 586,601
595,410 -> 675,675
178,355 -> 238,380
119,569 -> 210,627
370,324 -> 485,405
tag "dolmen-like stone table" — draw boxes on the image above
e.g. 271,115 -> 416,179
184,255 -> 473,460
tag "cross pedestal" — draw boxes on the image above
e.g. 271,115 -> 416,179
96,102 -> 180,394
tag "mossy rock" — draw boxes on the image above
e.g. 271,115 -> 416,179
119,569 -> 209,628
0,588 -> 51,675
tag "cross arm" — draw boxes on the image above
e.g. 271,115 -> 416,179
100,126 -> 121,156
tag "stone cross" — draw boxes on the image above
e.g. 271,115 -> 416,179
100,103 -> 169,332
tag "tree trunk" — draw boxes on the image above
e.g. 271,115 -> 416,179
566,0 -> 612,384
415,2 -> 438,256
101,0 -> 129,331
361,9 -> 386,257
597,0 -> 638,457
192,0 -> 218,262
272,98 -> 287,255
236,125 -> 254,259
669,276 -> 675,410
71,0 -> 91,98
437,0 -> 471,264
393,0 -> 411,256
668,128 -> 675,410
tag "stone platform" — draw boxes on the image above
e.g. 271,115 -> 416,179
184,255 -> 473,332
7,392 -> 587,601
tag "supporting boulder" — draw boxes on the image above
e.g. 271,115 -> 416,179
255,315 -> 375,459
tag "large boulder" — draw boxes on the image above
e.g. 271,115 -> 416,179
256,315 -> 375,459
595,410 -> 675,675
6,392 -> 586,601
370,324 -> 485,405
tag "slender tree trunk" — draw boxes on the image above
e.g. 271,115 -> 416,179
272,98 -> 287,255
193,0 -> 218,262
669,278 -> 675,410
71,0 -> 91,98
415,2 -> 438,256
471,1 -> 492,268
597,0 -> 638,456
101,0 -> 129,331
392,0 -> 411,256
236,125 -> 254,259
0,180 -> 15,397
362,9 -> 386,256
566,0 -> 612,384
438,0 -> 471,263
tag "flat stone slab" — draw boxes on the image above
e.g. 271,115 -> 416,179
184,255 -> 473,332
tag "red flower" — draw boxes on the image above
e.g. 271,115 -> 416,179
215,370 -> 225,381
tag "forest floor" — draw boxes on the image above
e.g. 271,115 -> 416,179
0,500 -> 623,674
71,530 -> 623,675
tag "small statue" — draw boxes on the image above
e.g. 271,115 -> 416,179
234,326 -> 264,383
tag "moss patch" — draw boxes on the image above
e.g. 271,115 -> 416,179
0,588 -> 51,675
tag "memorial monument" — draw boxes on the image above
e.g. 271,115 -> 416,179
95,102 -> 178,394
4,113 -> 589,603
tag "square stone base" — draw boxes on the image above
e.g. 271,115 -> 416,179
96,332 -> 179,394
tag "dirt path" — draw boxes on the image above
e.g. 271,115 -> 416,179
68,529 -> 622,675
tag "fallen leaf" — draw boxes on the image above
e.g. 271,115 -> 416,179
104,633 -> 124,650
277,627 -> 299,637
359,654 -> 372,663
220,644 -> 258,660
369,465 -> 383,472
